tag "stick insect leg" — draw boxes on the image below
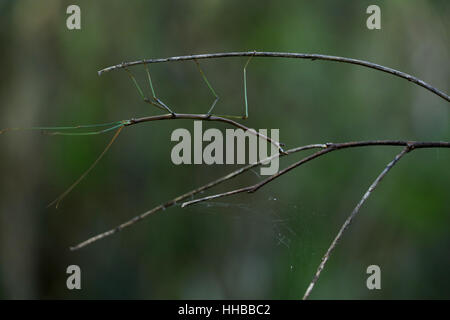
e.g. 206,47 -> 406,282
242,52 -> 255,120
48,125 -> 125,209
124,65 -> 175,115
193,52 -> 255,120
194,59 -> 219,118
143,63 -> 176,115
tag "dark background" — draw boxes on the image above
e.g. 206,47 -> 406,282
0,0 -> 449,299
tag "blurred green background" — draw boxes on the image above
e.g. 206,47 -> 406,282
0,0 -> 449,299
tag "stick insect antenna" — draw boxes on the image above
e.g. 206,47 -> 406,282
47,125 -> 124,209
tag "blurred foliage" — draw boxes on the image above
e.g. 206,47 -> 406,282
0,0 -> 449,299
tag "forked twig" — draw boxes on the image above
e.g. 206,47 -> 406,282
181,141 -> 449,207
302,146 -> 411,300
69,143 -> 325,250
70,140 -> 449,250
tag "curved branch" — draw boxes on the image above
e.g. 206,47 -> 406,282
98,51 -> 450,102
182,141 -> 450,207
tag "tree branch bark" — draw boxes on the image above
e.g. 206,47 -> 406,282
98,51 -> 450,103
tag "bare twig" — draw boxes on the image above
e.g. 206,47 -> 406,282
182,186 -> 253,207
302,146 -> 411,300
69,143 -> 324,251
70,140 -> 449,250
182,141 -> 450,207
125,112 -> 285,152
98,51 -> 450,102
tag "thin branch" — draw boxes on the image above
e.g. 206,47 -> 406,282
182,186 -> 253,207
181,141 -> 450,207
302,146 -> 411,300
70,140 -> 449,250
98,51 -> 450,103
125,112 -> 285,152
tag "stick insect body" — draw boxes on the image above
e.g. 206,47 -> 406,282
0,56 -> 257,208
2,50 -> 448,208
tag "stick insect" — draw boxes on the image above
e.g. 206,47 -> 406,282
123,54 -> 254,120
0,55 -> 257,208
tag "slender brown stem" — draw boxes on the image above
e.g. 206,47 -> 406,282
249,141 -> 449,192
302,146 -> 411,300
98,51 -> 450,102
126,112 -> 285,152
182,186 -> 253,208
182,141 -> 450,206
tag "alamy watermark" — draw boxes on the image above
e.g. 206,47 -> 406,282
66,265 -> 81,290
170,121 -> 280,175
366,265 -> 381,290
366,5 -> 381,30
66,5 -> 81,30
